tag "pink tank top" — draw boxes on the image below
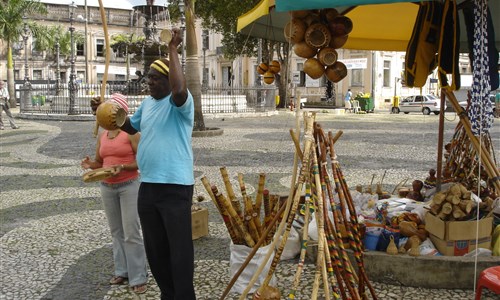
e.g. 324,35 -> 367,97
99,130 -> 139,184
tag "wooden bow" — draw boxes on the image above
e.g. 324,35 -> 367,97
93,0 -> 110,137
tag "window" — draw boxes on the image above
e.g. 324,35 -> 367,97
115,74 -> 126,81
77,71 -> 85,82
351,69 -> 363,86
76,43 -> 84,56
97,73 -> 103,82
33,70 -> 43,80
14,70 -> 20,80
415,96 -> 423,102
383,60 -> 391,87
96,39 -> 104,57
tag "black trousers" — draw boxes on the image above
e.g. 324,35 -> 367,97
138,183 -> 195,300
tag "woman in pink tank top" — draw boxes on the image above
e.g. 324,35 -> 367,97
81,94 -> 148,294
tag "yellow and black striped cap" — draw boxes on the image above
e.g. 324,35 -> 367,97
150,58 -> 170,77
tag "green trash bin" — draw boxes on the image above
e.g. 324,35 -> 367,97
356,96 -> 374,112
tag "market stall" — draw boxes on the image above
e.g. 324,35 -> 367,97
211,0 -> 500,299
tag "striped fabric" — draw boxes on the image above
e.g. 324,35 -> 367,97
110,93 -> 128,113
150,59 -> 170,77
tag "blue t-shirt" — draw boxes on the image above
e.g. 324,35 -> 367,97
130,92 -> 194,185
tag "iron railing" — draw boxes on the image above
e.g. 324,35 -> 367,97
18,82 -> 277,115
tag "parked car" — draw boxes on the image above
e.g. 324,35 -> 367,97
395,94 -> 445,115
458,94 -> 496,113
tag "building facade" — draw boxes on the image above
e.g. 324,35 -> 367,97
0,0 -> 474,109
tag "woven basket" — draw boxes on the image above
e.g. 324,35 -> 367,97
257,62 -> 268,75
317,47 -> 338,66
304,58 -> 325,80
320,8 -> 339,23
329,34 -> 349,49
290,10 -> 310,19
269,60 -> 281,74
263,71 -> 275,84
328,16 -> 353,37
293,41 -> 318,58
284,18 -> 306,44
325,61 -> 347,83
305,23 -> 331,49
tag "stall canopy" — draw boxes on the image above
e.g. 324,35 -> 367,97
237,0 -> 499,51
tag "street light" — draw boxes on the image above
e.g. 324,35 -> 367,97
178,1 -> 186,72
22,21 -> 30,82
202,30 -> 208,91
68,0 -> 78,115
21,18 -> 31,109
55,37 -> 61,95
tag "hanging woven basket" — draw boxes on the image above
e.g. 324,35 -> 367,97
329,34 -> 349,49
269,60 -> 281,74
305,23 -> 331,49
284,18 -> 306,44
304,57 -> 325,80
263,71 -> 275,84
257,62 -> 269,75
318,47 -> 338,66
328,16 -> 353,37
325,61 -> 347,83
293,41 -> 318,59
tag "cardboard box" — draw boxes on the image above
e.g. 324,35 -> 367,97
425,213 -> 493,256
192,208 -> 208,240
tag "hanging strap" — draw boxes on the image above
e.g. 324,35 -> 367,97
437,0 -> 460,90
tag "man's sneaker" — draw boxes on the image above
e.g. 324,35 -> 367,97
12,126 -> 19,129
0,127 -> 4,130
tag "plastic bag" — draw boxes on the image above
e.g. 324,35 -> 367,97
279,226 -> 301,260
229,242 -> 276,294
419,238 -> 441,256
376,227 -> 400,251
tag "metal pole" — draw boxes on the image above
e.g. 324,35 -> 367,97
22,20 -> 31,109
84,0 -> 89,83
23,23 -> 29,82
202,30 -> 207,91
68,1 -> 78,115
56,38 -> 61,95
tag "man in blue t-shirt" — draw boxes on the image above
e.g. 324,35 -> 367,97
92,28 -> 196,300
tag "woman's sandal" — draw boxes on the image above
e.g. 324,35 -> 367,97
132,283 -> 148,294
109,276 -> 127,285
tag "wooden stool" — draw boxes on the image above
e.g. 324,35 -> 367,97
475,266 -> 500,300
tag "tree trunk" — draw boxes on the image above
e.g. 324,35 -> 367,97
185,0 -> 205,131
7,45 -> 17,107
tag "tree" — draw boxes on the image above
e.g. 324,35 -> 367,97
110,33 -> 144,81
196,0 -> 291,108
31,24 -> 84,59
0,0 -> 47,106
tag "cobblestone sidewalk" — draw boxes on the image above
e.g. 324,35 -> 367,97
1,111 -> 498,299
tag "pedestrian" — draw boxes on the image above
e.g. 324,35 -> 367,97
81,93 -> 148,294
344,88 -> 353,112
0,80 -> 20,130
91,28 -> 196,300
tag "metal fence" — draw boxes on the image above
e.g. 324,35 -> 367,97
18,82 -> 277,115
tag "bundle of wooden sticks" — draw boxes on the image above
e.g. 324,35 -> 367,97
201,168 -> 286,247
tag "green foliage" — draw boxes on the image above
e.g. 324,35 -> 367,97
195,0 -> 260,59
0,0 -> 47,45
30,24 -> 84,58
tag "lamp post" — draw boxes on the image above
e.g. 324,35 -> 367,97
21,19 -> 31,109
68,0 -> 78,115
178,1 -> 186,72
56,37 -> 61,95
202,30 -> 208,91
